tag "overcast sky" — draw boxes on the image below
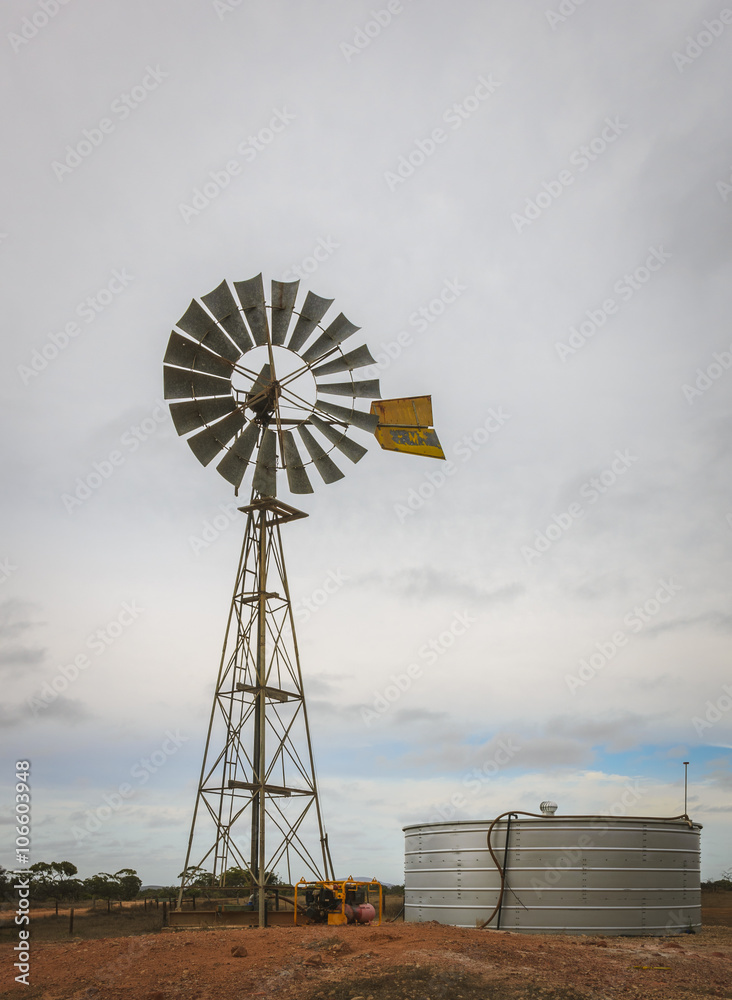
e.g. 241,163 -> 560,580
1,0 -> 731,889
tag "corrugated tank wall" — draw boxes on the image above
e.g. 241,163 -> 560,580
404,816 -> 701,934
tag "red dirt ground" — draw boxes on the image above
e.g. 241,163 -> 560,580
2,919 -> 731,1000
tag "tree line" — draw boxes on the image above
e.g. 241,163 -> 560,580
0,861 -> 286,904
0,863 -> 142,902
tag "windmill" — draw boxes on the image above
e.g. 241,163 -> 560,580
164,273 -> 444,926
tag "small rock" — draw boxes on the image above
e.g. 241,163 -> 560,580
231,945 -> 248,958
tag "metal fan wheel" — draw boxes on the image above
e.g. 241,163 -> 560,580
163,274 -> 381,496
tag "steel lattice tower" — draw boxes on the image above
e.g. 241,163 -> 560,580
179,496 -> 333,925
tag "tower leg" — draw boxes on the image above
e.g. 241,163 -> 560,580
177,496 -> 331,924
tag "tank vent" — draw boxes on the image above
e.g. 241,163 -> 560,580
540,801 -> 558,815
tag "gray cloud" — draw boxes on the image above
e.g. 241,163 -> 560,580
1,0 -> 731,884
353,567 -> 524,605
0,598 -> 44,640
0,645 -> 46,668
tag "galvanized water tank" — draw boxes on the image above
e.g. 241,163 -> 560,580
404,815 -> 701,934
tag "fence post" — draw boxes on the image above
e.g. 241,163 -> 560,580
68,908 -> 74,935
163,901 -> 168,927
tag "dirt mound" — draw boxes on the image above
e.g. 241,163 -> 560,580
2,921 -> 731,999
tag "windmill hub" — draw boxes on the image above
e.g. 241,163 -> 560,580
230,344 -> 318,424
245,381 -> 278,419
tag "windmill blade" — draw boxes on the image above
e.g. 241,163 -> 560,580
309,414 -> 368,464
281,430 -> 314,494
234,274 -> 269,347
216,421 -> 260,488
252,428 -> 277,496
316,379 -> 381,398
271,280 -> 299,346
315,399 -> 379,434
287,291 -> 334,353
312,344 -> 377,376
186,409 -> 248,467
164,331 -> 233,380
163,365 -> 232,400
201,279 -> 254,353
301,313 -> 360,364
175,299 -> 241,362
169,396 -> 237,436
298,426 -> 345,484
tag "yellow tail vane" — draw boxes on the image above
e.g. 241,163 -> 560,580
370,395 -> 446,460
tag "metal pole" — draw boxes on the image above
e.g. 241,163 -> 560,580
256,504 -> 268,928
683,761 -> 689,815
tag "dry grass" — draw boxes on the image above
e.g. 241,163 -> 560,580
0,892 -> 403,943
0,901 -> 164,941
305,965 -> 590,1000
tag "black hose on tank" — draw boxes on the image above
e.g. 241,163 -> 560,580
479,811 -> 693,931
